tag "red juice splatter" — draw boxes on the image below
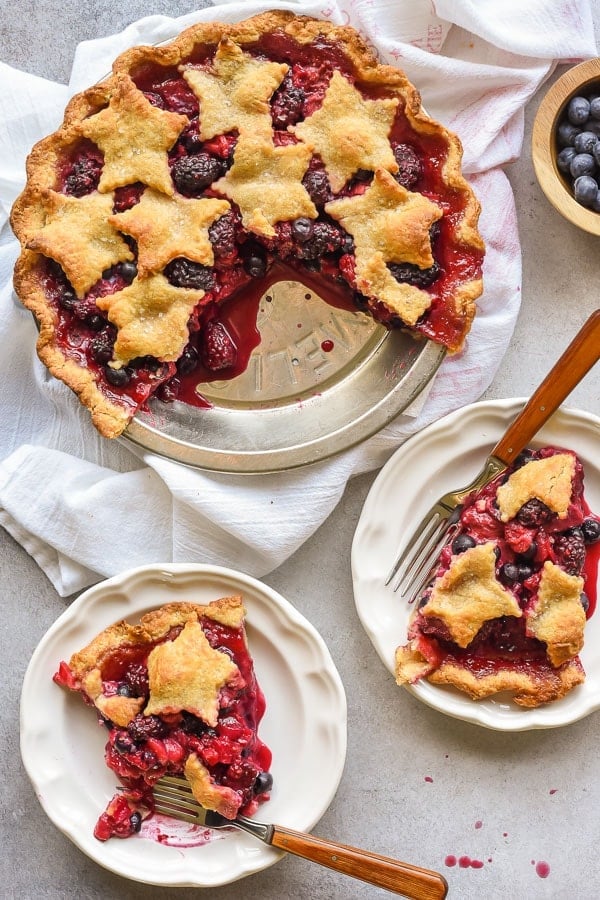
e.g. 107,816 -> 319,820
549,788 -> 558,795
321,339 -> 334,352
424,776 -> 433,783
445,855 -> 457,867
536,861 -> 550,878
474,820 -> 483,829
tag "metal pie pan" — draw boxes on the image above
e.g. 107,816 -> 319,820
123,279 -> 445,473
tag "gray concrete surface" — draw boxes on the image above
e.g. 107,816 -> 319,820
1,4 -> 599,899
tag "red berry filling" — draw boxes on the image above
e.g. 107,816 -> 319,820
412,446 -> 600,677
54,614 -> 272,841
45,30 -> 483,420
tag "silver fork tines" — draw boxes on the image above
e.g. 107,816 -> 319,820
386,456 -> 507,600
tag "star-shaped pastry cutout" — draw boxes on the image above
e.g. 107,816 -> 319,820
496,454 -> 576,523
326,169 -> 442,325
144,620 -> 240,727
212,134 -> 316,237
26,190 -> 134,298
291,70 -> 399,192
182,37 -> 288,140
527,561 -> 585,666
422,542 -> 522,648
81,74 -> 188,195
95,272 -> 206,366
110,189 -> 230,276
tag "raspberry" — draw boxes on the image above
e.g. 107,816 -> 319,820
112,183 -> 144,212
200,320 -> 237,371
389,260 -> 441,288
64,154 -> 102,197
164,258 -> 216,290
171,153 -> 223,195
516,499 -> 554,527
393,143 -> 423,189
155,78 -> 199,116
554,532 -> 586,574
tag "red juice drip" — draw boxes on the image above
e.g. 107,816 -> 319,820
535,861 -> 550,878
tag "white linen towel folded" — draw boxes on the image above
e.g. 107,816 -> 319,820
0,0 -> 596,596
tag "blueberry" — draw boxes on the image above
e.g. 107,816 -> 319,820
591,190 -> 600,212
129,812 -> 143,833
573,131 -> 598,154
519,541 -> 537,561
254,771 -> 273,794
500,563 -> 520,584
557,121 -> 580,147
104,365 -> 131,388
119,261 -> 138,282
591,97 -> 600,120
574,174 -> 599,206
242,247 -> 267,278
570,153 -> 596,178
86,313 -> 105,332
91,335 -> 114,364
567,95 -> 590,125
557,146 -> 577,173
176,344 -> 199,376
117,683 -> 132,697
451,533 -> 477,554
114,733 -> 136,754
291,217 -> 315,242
582,517 -> 600,543
581,592 -> 590,612
517,563 -> 533,581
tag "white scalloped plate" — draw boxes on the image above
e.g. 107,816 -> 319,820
20,564 -> 347,886
351,399 -> 600,732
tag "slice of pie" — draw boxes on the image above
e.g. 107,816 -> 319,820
395,447 -> 600,708
11,10 -> 484,439
53,596 -> 273,840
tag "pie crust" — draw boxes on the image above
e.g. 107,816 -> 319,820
11,11 -> 484,439
395,447 -> 600,708
54,596 -> 273,839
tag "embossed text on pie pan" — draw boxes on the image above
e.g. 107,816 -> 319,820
123,279 -> 445,473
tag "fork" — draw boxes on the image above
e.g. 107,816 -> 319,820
385,309 -> 600,600
151,775 -> 448,899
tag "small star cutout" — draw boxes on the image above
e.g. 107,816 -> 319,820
144,620 -> 240,726
326,169 -> 442,324
95,272 -> 206,366
26,190 -> 134,298
423,543 -> 522,648
110,189 -> 230,276
81,74 -> 188,195
212,134 -> 316,237
291,70 -> 399,191
182,37 -> 288,140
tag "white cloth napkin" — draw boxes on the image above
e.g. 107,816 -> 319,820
0,0 -> 596,596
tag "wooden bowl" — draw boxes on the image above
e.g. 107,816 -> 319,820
532,57 -> 600,235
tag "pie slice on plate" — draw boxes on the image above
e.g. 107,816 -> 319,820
11,10 -> 484,438
53,595 -> 273,839
395,447 -> 600,708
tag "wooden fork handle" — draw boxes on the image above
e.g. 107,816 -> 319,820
492,309 -> 600,466
270,826 -> 448,898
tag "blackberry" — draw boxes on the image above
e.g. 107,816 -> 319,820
516,499 -> 554,527
388,260 -> 441,288
295,221 -> 344,259
209,212 -> 238,257
271,74 -> 305,128
164,257 -> 216,290
302,167 -> 333,205
200,319 -> 237,371
393,144 -> 423,189
554,532 -> 586,574
64,154 -> 102,197
124,663 -> 149,698
171,153 -> 223,195
127,714 -> 167,742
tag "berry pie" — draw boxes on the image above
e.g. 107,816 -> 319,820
11,11 -> 484,438
53,596 -> 273,840
395,447 -> 600,707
